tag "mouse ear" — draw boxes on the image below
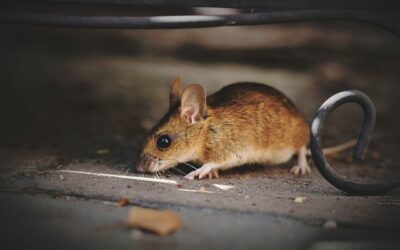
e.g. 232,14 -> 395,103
180,83 -> 206,125
169,77 -> 182,108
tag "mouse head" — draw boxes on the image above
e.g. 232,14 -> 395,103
136,77 -> 207,173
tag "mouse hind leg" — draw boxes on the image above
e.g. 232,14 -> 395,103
290,146 -> 311,175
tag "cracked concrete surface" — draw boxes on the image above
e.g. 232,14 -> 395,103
1,20 -> 400,249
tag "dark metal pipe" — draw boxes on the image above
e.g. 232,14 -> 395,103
310,91 -> 400,195
11,0 -> 400,9
0,9 -> 399,37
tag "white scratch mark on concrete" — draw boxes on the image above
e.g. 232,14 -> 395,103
177,188 -> 213,194
57,170 -> 178,185
213,184 -> 235,191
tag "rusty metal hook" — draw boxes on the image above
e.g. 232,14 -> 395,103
310,90 -> 400,195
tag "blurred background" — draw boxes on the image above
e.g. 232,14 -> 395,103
1,14 -> 400,179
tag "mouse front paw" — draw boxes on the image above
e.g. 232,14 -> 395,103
184,164 -> 219,180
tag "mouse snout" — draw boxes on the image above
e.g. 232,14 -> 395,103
135,163 -> 145,172
136,153 -> 158,173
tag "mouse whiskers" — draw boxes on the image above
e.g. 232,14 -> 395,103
121,160 -> 136,175
170,157 -> 198,175
158,170 -> 165,178
166,169 -> 174,176
126,160 -> 136,168
155,170 -> 164,179
181,162 -> 198,171
171,166 -> 187,176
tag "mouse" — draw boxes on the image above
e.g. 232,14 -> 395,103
136,77 -> 355,180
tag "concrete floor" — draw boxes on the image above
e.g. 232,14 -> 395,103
2,192 -> 400,250
0,20 -> 400,249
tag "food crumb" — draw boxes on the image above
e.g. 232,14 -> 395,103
294,196 -> 307,203
198,186 -> 207,193
127,206 -> 182,236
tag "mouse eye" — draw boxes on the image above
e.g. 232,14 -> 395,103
156,134 -> 172,150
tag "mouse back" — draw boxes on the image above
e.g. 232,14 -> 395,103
204,82 -> 309,155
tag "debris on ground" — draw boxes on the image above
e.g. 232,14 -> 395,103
96,149 -> 110,155
344,156 -> 353,163
127,206 -> 182,236
59,175 -> 65,181
294,197 -> 307,203
177,184 -> 184,188
213,184 -> 234,191
371,151 -> 381,160
198,186 -> 207,193
323,220 -> 338,228
117,198 -> 130,207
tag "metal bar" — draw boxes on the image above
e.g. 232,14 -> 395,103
310,91 -> 400,195
0,9 -> 399,37
14,0 -> 400,9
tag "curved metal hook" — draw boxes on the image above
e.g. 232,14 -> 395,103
310,90 -> 400,195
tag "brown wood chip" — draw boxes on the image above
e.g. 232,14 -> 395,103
127,207 -> 182,236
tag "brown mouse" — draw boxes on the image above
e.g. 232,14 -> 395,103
136,77 -> 354,179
